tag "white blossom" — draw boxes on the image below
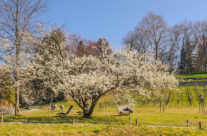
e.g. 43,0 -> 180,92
19,29 -> 178,117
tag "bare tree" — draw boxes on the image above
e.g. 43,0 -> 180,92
141,12 -> 168,61
0,0 -> 46,115
123,26 -> 148,54
194,21 -> 207,72
167,25 -> 181,73
124,12 -> 168,61
179,21 -> 197,74
196,35 -> 207,72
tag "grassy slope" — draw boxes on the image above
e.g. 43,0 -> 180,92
176,72 -> 207,78
169,86 -> 200,107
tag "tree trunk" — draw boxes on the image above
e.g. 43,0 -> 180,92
202,101 -> 204,113
177,92 -> 180,105
162,101 -> 165,112
15,87 -> 20,115
83,110 -> 93,117
199,101 -> 201,113
83,98 -> 99,117
201,99 -> 205,114
166,90 -> 172,106
160,100 -> 162,112
187,87 -> 192,106
159,90 -> 163,112
83,104 -> 96,117
14,0 -> 20,116
50,94 -> 54,104
203,100 -> 205,114
14,62 -> 20,115
155,43 -> 158,60
198,95 -> 202,113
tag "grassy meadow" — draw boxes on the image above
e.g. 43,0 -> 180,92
2,73 -> 207,135
1,124 -> 207,136
1,105 -> 207,135
2,88 -> 207,135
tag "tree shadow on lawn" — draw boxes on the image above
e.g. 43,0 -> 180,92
4,114 -> 128,124
78,115 -> 127,125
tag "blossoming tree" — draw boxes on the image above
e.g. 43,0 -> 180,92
20,29 -> 178,117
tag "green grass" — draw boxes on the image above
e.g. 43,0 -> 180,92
4,106 -> 207,126
3,73 -> 207,136
1,124 -> 207,136
3,84 -> 207,135
2,101 -> 207,135
179,80 -> 207,83
176,72 -> 207,78
4,99 -> 207,127
3,86 -> 207,125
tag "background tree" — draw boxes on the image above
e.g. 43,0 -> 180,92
123,14 -> 207,74
0,66 -> 15,106
167,25 -> 181,73
123,26 -> 148,54
76,40 -> 85,57
194,21 -> 207,72
179,22 -> 197,74
197,35 -> 207,72
27,27 -> 66,105
0,0 -> 46,115
124,12 -> 168,61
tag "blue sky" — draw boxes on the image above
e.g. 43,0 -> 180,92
41,0 -> 207,47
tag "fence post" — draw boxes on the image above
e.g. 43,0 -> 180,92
25,116 -> 28,123
73,118 -> 76,124
1,114 -> 3,123
75,117 -> 77,124
99,103 -> 102,112
129,117 -> 131,124
135,118 -> 138,126
186,120 -> 189,127
199,121 -> 202,129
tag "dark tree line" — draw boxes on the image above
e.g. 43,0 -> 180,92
124,12 -> 207,74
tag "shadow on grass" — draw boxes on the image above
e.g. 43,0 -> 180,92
4,114 -> 128,125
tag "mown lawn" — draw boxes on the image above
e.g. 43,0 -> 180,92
6,106 -> 207,127
4,101 -> 207,128
1,123 -> 207,136
0,124 -> 107,136
2,85 -> 207,135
